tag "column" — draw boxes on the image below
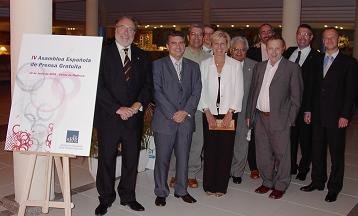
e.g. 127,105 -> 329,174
86,0 -> 98,36
10,0 -> 53,202
281,0 -> 301,47
202,0 -> 211,25
353,0 -> 358,59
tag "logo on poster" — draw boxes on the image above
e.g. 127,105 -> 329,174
66,130 -> 79,143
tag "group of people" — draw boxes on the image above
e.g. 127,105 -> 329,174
93,15 -> 357,215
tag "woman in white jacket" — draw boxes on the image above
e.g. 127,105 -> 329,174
198,30 -> 244,196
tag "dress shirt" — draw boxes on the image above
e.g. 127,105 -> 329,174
260,42 -> 268,61
202,45 -> 213,55
323,50 -> 339,75
183,46 -> 211,64
256,57 -> 282,112
198,55 -> 244,115
289,46 -> 311,66
115,41 -> 131,65
169,55 -> 183,80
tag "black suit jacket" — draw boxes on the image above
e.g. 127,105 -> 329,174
283,47 -> 321,112
310,51 -> 357,128
95,41 -> 153,130
247,47 -> 262,62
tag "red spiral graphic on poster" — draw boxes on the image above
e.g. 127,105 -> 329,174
46,123 -> 54,148
9,125 -> 33,151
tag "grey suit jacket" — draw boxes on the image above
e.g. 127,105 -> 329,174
151,56 -> 202,135
246,57 -> 303,130
241,58 -> 257,116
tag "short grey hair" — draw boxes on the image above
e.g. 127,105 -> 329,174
230,36 -> 249,51
188,23 -> 204,33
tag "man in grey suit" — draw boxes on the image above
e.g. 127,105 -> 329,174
246,35 -> 303,199
229,36 -> 257,184
152,31 -> 202,206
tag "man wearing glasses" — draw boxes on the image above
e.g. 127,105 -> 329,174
283,24 -> 321,181
168,24 -> 210,189
95,16 -> 153,215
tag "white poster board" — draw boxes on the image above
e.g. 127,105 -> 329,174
5,34 -> 102,156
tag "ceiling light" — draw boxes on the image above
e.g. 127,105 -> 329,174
246,24 -> 250,28
324,25 -> 328,28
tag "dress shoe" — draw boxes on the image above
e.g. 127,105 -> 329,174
155,196 -> 166,206
232,176 -> 242,184
205,191 -> 215,196
120,200 -> 145,211
215,192 -> 225,197
269,189 -> 285,199
255,185 -> 271,194
188,178 -> 198,188
95,203 -> 111,215
250,170 -> 260,179
174,193 -> 197,203
300,183 -> 324,192
325,192 -> 338,202
169,177 -> 176,188
295,172 -> 307,181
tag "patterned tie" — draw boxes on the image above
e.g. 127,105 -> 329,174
123,48 -> 131,81
175,61 -> 182,81
323,55 -> 333,77
295,50 -> 301,64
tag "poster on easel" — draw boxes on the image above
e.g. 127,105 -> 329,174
5,34 -> 103,156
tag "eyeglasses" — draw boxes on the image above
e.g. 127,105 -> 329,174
190,32 -> 203,37
231,48 -> 246,52
297,32 -> 312,37
116,25 -> 136,34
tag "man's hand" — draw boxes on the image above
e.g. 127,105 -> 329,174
338,117 -> 349,128
172,111 -> 189,123
222,111 -> 233,128
116,107 -> 135,120
205,110 -> 217,128
131,102 -> 142,114
304,112 -> 311,124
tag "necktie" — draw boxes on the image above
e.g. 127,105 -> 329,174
175,61 -> 182,81
323,56 -> 333,77
295,50 -> 301,64
123,48 -> 131,81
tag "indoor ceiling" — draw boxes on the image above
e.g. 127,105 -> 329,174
0,0 -> 356,31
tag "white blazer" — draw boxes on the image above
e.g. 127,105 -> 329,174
198,55 -> 244,115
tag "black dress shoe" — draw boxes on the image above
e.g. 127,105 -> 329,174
95,203 -> 111,215
295,172 -> 307,181
120,200 -> 145,211
300,183 -> 324,192
174,193 -> 197,203
325,192 -> 338,202
232,176 -> 242,184
155,196 -> 166,206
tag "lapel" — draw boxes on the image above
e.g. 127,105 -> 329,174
323,51 -> 342,79
256,61 -> 267,96
271,58 -> 286,84
165,56 -> 181,83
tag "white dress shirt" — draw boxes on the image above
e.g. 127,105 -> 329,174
256,58 -> 282,112
198,55 -> 244,115
289,46 -> 311,66
115,41 -> 131,65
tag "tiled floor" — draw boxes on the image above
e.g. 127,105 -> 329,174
0,81 -> 357,216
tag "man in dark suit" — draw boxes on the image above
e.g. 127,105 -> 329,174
283,24 -> 321,180
152,31 -> 201,206
246,23 -> 274,179
94,16 -> 153,215
229,36 -> 257,184
300,27 -> 357,202
246,35 -> 303,199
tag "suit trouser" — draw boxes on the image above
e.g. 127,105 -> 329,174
154,130 -> 192,197
203,113 -> 237,193
311,124 -> 345,193
96,123 -> 141,205
247,129 -> 258,171
169,110 -> 203,179
290,112 -> 312,174
255,113 -> 291,191
231,114 -> 250,177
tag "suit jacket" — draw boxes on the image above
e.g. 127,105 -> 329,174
246,58 -> 303,130
95,42 -> 153,130
283,46 -> 321,112
240,58 -> 257,117
310,51 -> 357,128
247,47 -> 262,62
151,56 -> 202,135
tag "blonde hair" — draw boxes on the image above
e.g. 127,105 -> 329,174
210,30 -> 231,48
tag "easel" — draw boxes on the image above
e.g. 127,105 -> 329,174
17,152 -> 75,216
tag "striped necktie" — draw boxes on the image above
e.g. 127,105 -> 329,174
295,50 -> 301,64
123,48 -> 131,81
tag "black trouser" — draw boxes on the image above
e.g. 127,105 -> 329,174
202,113 -> 237,193
311,124 -> 346,193
290,112 -> 312,175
